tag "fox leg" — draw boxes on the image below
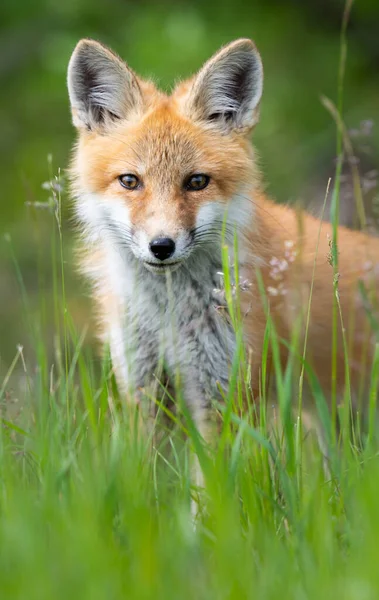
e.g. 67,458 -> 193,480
108,320 -> 161,439
189,405 -> 214,521
177,386 -> 217,522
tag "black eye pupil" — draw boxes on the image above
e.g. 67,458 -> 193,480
186,174 -> 210,191
193,176 -> 203,187
119,174 -> 139,189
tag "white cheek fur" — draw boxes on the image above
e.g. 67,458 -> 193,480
74,193 -> 105,242
195,201 -> 224,229
75,193 -> 132,244
104,196 -> 133,231
195,190 -> 254,235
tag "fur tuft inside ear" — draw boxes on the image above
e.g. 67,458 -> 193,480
184,39 -> 263,133
67,39 -> 142,131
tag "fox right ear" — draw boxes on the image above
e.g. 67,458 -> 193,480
183,39 -> 263,134
67,39 -> 142,131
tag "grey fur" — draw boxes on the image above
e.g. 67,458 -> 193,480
113,236 -> 236,417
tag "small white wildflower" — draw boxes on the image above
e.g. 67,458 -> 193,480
267,286 -> 279,296
278,259 -> 289,272
25,200 -> 55,210
269,257 -> 280,267
284,241 -> 297,263
267,282 -> 287,297
41,179 -> 64,193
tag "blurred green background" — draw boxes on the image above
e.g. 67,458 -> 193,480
1,0 -> 379,368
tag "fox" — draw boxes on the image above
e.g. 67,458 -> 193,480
67,38 -> 379,478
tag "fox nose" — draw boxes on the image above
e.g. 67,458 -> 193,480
149,237 -> 176,261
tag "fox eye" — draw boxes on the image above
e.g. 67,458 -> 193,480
185,174 -> 210,191
118,174 -> 140,190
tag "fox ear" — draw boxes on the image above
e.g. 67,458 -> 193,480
67,39 -> 142,131
184,39 -> 263,133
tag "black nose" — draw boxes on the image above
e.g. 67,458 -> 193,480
149,237 -> 176,261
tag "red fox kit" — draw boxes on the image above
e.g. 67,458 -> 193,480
67,38 -> 379,445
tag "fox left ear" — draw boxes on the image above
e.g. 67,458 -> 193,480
67,39 -> 143,131
183,39 -> 263,134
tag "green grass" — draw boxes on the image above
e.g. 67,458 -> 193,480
1,261 -> 379,600
1,171 -> 379,600
2,5 -> 379,598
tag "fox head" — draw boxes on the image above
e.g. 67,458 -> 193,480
68,38 -> 263,274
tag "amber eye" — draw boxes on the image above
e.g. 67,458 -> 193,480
185,174 -> 210,191
118,174 -> 140,190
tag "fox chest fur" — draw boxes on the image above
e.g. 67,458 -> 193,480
99,242 -> 237,407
